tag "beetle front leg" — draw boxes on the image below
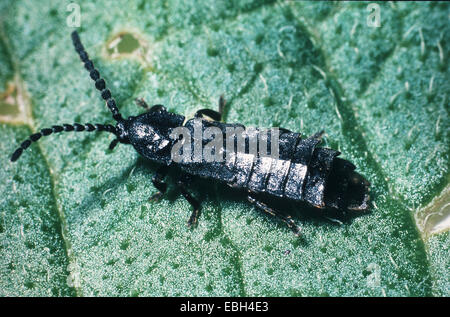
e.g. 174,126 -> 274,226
134,97 -> 150,110
247,193 -> 301,236
149,165 -> 170,202
177,174 -> 202,227
194,108 -> 222,121
135,98 -> 167,113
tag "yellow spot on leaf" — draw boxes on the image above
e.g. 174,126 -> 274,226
415,184 -> 450,238
0,75 -> 32,125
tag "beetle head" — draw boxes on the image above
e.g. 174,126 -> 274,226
126,106 -> 185,164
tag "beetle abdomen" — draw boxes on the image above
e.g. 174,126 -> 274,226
177,119 -> 369,212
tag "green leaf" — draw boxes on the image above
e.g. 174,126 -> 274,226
0,1 -> 448,296
0,125 -> 74,296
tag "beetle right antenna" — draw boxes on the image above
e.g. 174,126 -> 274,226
71,31 -> 123,122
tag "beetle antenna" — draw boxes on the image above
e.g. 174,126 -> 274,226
10,123 -> 118,162
71,31 -> 123,122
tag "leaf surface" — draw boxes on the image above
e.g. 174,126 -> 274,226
0,1 -> 448,296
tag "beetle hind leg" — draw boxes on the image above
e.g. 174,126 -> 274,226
247,193 -> 301,236
177,174 -> 202,227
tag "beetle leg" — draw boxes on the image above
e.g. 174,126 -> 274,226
134,97 -> 150,110
247,193 -> 301,236
194,95 -> 225,121
134,98 -> 167,113
194,108 -> 222,121
218,95 -> 226,116
108,138 -> 120,150
149,165 -> 170,202
312,130 -> 325,140
177,174 -> 201,227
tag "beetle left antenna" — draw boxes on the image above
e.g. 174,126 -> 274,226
71,31 -> 123,122
10,123 -> 118,162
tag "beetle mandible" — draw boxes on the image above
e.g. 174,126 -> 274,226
10,31 -> 370,235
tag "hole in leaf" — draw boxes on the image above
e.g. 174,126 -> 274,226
105,31 -> 151,68
108,33 -> 141,55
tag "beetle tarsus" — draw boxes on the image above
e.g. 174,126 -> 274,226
187,208 -> 200,228
149,191 -> 164,203
248,193 -> 301,236
177,175 -> 202,226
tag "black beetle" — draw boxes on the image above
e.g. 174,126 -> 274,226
10,31 -> 370,235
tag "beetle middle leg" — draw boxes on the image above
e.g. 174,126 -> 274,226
247,193 -> 301,236
177,174 -> 202,227
149,165 -> 170,202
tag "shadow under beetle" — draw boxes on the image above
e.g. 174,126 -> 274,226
10,31 -> 370,236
